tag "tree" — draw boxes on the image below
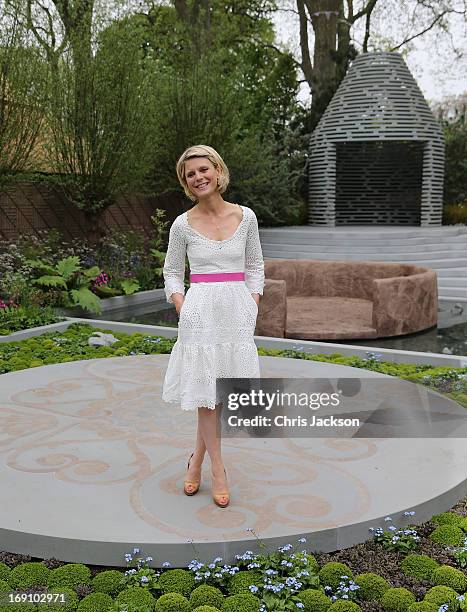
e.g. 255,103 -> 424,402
0,2 -> 48,186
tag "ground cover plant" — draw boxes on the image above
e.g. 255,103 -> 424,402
0,500 -> 466,611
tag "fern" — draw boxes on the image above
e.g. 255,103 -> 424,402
56,256 -> 81,279
120,279 -> 140,295
70,288 -> 102,314
33,275 -> 68,288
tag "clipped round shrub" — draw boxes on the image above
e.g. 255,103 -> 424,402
319,563 -> 354,591
155,592 -> 191,612
158,569 -> 195,597
8,562 -> 51,589
381,587 -> 416,612
77,591 -> 113,611
48,564 -> 91,590
0,580 -> 9,592
190,584 -> 224,609
406,603 -> 438,612
40,587 -> 80,611
424,585 -> 460,611
431,565 -> 467,592
400,555 -> 439,581
221,593 -> 261,612
0,564 -> 11,582
193,607 -> 220,612
428,525 -> 465,546
227,570 -> 262,595
431,512 -> 465,527
115,585 -> 157,610
297,588 -> 332,612
354,573 -> 390,601
329,602 -> 361,611
91,569 -> 126,596
0,603 -> 35,611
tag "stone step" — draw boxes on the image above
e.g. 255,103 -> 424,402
436,277 -> 467,287
264,253 -> 467,268
259,227 -> 467,242
260,241 -> 467,254
438,287 -> 467,298
436,267 -> 467,278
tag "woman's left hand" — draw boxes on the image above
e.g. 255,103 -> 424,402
251,293 -> 260,307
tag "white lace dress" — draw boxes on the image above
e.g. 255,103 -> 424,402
161,204 -> 265,411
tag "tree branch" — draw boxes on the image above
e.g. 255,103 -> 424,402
390,9 -> 450,51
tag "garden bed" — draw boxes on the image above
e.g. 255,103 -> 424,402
0,500 -> 465,611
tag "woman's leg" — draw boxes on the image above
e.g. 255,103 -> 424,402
197,403 -> 229,504
185,413 -> 207,494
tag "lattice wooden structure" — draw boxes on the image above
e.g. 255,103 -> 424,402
309,52 -> 445,226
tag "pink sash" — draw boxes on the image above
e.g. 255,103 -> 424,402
190,272 -> 245,282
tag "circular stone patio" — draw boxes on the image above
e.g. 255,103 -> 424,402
0,354 -> 466,567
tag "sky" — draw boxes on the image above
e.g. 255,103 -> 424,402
271,0 -> 467,108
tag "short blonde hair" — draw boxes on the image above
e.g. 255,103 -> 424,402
176,144 -> 230,203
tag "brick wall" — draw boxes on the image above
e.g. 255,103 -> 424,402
0,181 -> 187,242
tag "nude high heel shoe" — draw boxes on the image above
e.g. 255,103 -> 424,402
212,467 -> 230,508
184,453 -> 201,496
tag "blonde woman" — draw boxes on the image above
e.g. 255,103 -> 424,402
162,144 -> 265,508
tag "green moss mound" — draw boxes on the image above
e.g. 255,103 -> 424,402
77,591 -> 114,611
91,569 -> 126,596
39,587 -> 80,611
0,579 -> 10,592
220,593 -> 260,612
300,554 -> 320,573
192,607 -> 221,612
430,565 -> 467,592
400,555 -> 439,581
8,562 -> 51,589
158,569 -> 195,597
0,564 -> 11,583
154,592 -> 191,612
318,563 -> 354,591
428,524 -> 466,546
431,512 -> 465,527
354,573 -> 390,601
48,564 -> 91,589
0,602 -> 36,611
189,584 -> 224,609
381,587 -> 416,612
227,570 -> 262,595
115,585 -> 156,610
406,603 -> 438,612
424,585 -> 461,611
297,588 -> 332,612
328,601 -> 362,611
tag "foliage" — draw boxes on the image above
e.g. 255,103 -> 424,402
429,525 -> 466,546
91,570 -> 127,597
430,565 -> 467,592
370,514 -> 420,554
354,573 -> 390,601
423,585 -> 460,611
318,564 -> 354,592
400,555 -> 439,581
158,569 -> 195,597
47,563 -> 91,589
0,303 -> 63,335
189,584 -> 224,609
8,562 -> 50,589
154,592 -> 191,611
380,587 -> 416,611
0,4 -> 49,185
442,114 -> 467,206
25,256 -> 103,314
443,203 -> 467,225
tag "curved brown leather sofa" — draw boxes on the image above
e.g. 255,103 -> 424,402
255,259 -> 438,340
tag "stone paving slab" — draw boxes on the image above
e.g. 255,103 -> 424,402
0,355 -> 466,567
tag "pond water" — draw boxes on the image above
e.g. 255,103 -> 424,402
96,300 -> 467,357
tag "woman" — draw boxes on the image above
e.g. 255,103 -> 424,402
162,144 -> 265,508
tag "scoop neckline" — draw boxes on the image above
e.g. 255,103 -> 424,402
185,204 -> 246,243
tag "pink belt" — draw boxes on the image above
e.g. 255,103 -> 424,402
190,272 -> 245,282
